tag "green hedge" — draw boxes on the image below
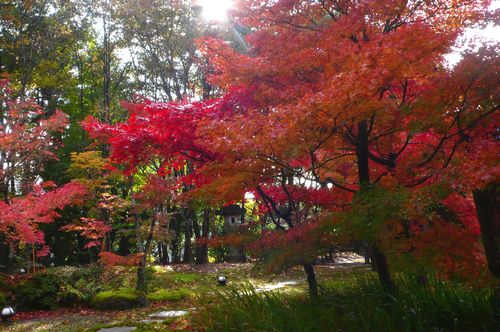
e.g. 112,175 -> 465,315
91,288 -> 148,310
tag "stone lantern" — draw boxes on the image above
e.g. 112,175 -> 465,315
221,204 -> 245,231
220,204 -> 246,262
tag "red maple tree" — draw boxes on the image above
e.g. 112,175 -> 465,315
84,0 -> 498,291
0,80 -> 86,257
196,0 -> 497,288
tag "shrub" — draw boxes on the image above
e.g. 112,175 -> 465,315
0,291 -> 6,306
0,275 -> 8,291
53,265 -> 104,305
0,275 -> 11,305
102,266 -> 134,290
51,265 -> 103,285
12,265 -> 105,309
147,288 -> 192,302
15,273 -> 61,310
91,288 -> 147,310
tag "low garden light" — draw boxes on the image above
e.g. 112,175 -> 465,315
1,306 -> 15,322
217,275 -> 227,286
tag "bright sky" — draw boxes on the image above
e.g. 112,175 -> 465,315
116,0 -> 499,69
191,0 -> 499,64
197,0 -> 234,22
445,1 -> 500,66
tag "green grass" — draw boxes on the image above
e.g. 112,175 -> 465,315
91,288 -> 148,310
5,264 -> 499,332
167,272 -> 202,283
146,288 -> 193,302
192,275 -> 500,332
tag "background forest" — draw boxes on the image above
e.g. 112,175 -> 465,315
0,0 -> 237,273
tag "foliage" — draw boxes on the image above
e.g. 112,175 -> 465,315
114,0 -> 208,101
51,265 -> 105,305
0,0 -> 497,318
0,0 -> 91,106
196,0 -> 496,284
0,181 -> 87,252
334,183 -> 489,283
0,274 -> 9,291
91,288 -> 148,310
0,80 -> 87,252
61,218 -> 112,250
99,252 -> 144,267
10,266 -> 105,310
63,150 -> 130,255
83,0 -> 499,286
14,273 -> 61,310
193,276 -> 500,332
67,151 -> 111,190
146,288 -> 192,302
0,291 -> 6,307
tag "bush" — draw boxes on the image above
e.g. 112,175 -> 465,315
15,273 -> 61,310
53,265 -> 104,305
13,265 -> 105,310
91,288 -> 148,310
0,291 -> 6,307
102,266 -> 135,290
147,288 -> 192,302
193,276 -> 500,332
0,275 -> 8,291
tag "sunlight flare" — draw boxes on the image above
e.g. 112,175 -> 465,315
196,0 -> 234,22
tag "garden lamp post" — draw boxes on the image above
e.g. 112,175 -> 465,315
1,306 -> 15,322
217,275 -> 227,286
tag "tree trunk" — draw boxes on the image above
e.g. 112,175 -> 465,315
194,209 -> 210,264
135,202 -> 156,292
171,241 -> 181,263
356,120 -> 371,186
473,185 -> 500,279
183,214 -> 193,264
371,245 -> 395,291
303,263 -> 318,297
170,214 -> 182,263
355,120 -> 395,291
102,0 -> 111,123
118,233 -> 131,256
158,242 -> 168,265
363,241 -> 371,264
136,259 -> 147,292
196,245 -> 209,264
